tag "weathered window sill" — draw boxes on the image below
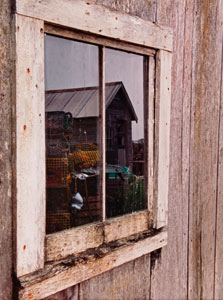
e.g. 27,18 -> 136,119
17,229 -> 167,299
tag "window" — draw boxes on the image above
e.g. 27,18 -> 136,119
14,1 -> 172,298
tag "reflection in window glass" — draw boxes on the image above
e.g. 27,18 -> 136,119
45,35 -> 101,233
105,48 -> 146,218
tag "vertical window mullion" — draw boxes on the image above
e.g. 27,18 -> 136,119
143,56 -> 149,213
99,46 -> 106,221
148,56 -> 155,226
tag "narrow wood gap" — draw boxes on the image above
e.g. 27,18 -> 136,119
186,0 -> 195,297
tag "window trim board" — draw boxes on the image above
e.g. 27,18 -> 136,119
15,0 -> 173,52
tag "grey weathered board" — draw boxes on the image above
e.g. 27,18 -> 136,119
41,0 -> 223,299
188,1 -> 223,299
150,0 -> 189,298
1,0 -> 223,298
0,0 -> 13,299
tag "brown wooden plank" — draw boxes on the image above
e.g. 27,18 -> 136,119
15,14 -> 45,277
213,3 -> 223,298
15,0 -> 173,51
214,58 -> 223,298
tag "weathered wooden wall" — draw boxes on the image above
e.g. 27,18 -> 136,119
43,0 -> 223,299
0,0 -> 13,299
1,0 -> 223,299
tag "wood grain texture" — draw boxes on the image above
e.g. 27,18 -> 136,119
44,285 -> 78,300
104,210 -> 149,243
15,14 -> 45,276
155,50 -> 172,229
211,1 -> 223,299
15,0 -> 173,51
0,0 -> 13,298
188,1 -> 223,298
44,24 -> 155,57
46,211 -> 149,262
46,223 -> 103,262
214,48 -> 223,298
151,0 -> 189,299
215,37 -> 223,300
79,254 -> 150,300
19,231 -> 167,299
95,0 -> 157,22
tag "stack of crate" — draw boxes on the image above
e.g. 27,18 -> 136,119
46,157 -> 71,234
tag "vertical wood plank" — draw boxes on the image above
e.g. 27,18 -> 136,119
99,46 -> 106,221
188,1 -> 223,298
213,2 -> 223,298
15,14 -> 45,276
214,45 -> 223,297
79,254 -> 150,300
154,50 -> 172,229
151,0 -> 189,298
0,0 -> 13,298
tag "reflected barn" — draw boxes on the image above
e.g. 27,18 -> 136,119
45,81 -> 145,231
46,82 -> 138,168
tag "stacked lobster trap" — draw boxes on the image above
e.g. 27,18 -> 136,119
45,111 -> 101,233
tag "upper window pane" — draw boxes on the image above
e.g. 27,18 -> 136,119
45,35 -> 101,233
105,48 -> 146,218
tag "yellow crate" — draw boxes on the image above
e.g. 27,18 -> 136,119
72,150 -> 99,168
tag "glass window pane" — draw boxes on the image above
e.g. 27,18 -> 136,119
45,35 -> 101,233
105,48 -> 146,218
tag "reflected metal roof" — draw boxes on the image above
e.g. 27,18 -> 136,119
45,82 -> 138,121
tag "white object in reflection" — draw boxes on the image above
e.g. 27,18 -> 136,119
71,192 -> 83,210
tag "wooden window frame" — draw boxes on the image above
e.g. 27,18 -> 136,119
13,1 -> 172,298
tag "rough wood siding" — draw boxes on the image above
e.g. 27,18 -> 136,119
44,0 -> 223,299
78,255 -> 150,300
188,1 -> 223,299
0,0 -> 13,299
151,0 -> 189,299
1,0 -> 221,298
44,256 -> 150,300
